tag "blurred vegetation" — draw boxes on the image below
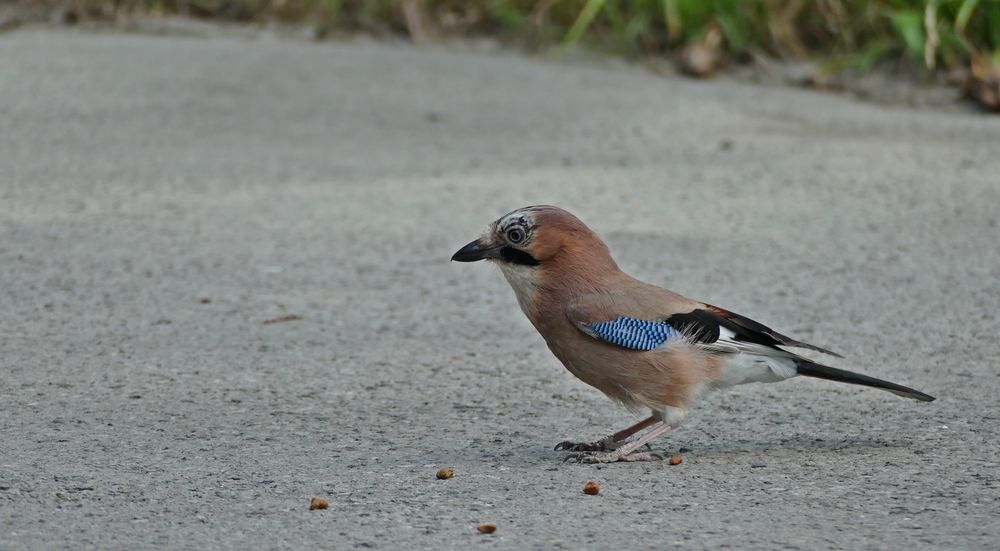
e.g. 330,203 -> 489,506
23,1 -> 1000,73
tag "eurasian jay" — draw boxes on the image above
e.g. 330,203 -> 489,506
452,205 -> 935,463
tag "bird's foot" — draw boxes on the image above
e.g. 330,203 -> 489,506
553,437 -> 617,452
554,438 -> 652,453
563,450 -> 663,463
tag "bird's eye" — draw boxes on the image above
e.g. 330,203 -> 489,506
506,227 -> 525,244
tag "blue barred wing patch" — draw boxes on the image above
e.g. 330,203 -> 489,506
583,316 -> 683,351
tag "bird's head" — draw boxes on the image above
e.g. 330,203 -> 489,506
451,205 -> 618,287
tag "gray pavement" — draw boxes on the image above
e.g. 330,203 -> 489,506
1,27 -> 999,550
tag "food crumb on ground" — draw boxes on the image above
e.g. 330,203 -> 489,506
477,523 -> 497,534
309,497 -> 329,510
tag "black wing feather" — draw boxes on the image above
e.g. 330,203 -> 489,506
665,305 -> 842,358
663,309 -> 723,344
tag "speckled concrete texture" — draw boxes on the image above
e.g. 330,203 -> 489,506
1,28 -> 998,550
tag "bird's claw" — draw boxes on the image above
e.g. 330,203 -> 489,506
554,440 -> 611,452
563,451 -> 663,463
554,438 -> 652,453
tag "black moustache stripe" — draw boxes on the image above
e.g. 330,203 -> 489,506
500,247 -> 539,266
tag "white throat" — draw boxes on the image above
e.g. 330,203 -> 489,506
497,262 -> 542,318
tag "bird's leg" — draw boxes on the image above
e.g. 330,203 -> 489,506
565,422 -> 673,463
566,408 -> 687,463
554,415 -> 658,452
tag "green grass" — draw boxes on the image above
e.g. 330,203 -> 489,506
35,0 -> 1000,73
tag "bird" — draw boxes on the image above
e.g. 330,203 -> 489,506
451,205 -> 935,463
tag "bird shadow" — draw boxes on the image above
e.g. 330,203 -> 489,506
675,434 -> 917,458
504,433 -> 921,466
352,432 -> 920,469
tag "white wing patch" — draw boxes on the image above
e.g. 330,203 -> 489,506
695,327 -> 797,358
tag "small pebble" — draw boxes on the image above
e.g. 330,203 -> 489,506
436,467 -> 454,480
582,480 -> 600,495
477,522 -> 497,534
669,455 -> 684,465
309,497 -> 329,510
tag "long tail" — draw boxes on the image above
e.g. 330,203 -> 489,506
794,360 -> 935,402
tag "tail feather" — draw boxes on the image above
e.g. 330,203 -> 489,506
794,360 -> 935,402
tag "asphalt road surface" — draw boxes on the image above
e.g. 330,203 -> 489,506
2,27 -> 999,550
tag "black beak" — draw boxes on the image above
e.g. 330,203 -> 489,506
451,239 -> 501,262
